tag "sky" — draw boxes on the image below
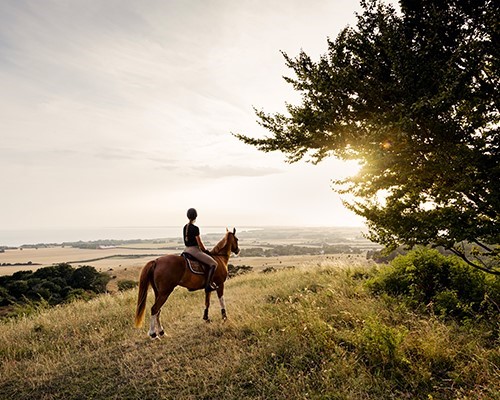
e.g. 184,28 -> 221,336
0,0 -> 373,231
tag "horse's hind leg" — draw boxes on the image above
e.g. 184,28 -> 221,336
155,310 -> 165,337
148,314 -> 157,338
149,289 -> 173,338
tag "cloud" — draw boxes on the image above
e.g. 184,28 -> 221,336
0,0 -> 370,231
189,165 -> 283,179
0,147 -> 85,166
92,147 -> 176,166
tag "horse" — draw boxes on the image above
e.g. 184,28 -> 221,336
134,228 -> 240,338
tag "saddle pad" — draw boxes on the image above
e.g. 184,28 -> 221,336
181,253 -> 206,275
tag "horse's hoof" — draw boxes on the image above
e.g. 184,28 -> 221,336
159,330 -> 165,337
205,318 -> 211,323
149,332 -> 157,339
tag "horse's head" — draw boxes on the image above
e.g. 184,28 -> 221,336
226,227 -> 240,255
212,228 -> 240,256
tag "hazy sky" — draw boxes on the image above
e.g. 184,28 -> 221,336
1,0 -> 373,230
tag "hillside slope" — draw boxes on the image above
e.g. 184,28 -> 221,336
1,260 -> 498,399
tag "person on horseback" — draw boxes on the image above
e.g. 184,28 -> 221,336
183,208 -> 218,292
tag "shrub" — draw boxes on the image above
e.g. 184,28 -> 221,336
0,286 -> 12,306
228,264 -> 253,278
367,247 -> 499,322
117,280 -> 138,291
0,264 -> 112,318
6,280 -> 30,298
70,265 -> 110,293
358,318 -> 407,369
64,288 -> 93,302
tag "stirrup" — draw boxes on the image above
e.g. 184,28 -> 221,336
205,282 -> 218,292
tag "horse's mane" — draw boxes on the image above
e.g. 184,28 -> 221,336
211,232 -> 229,254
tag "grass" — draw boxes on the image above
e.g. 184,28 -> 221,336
0,260 -> 498,399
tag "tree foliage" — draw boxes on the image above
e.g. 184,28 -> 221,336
235,0 -> 499,273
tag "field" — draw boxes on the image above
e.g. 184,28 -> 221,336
0,227 -> 375,285
1,228 -> 497,399
0,244 -> 367,293
1,259 -> 499,399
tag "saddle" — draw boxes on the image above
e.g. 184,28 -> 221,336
181,252 -> 208,275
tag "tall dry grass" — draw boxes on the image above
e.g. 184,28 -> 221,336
0,260 -> 498,399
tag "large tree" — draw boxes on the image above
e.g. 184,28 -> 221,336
235,0 -> 499,274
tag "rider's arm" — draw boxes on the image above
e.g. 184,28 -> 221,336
195,235 -> 207,252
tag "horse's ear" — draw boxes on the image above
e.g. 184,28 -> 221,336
226,227 -> 229,233
233,227 -> 236,234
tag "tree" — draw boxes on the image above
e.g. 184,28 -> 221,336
235,0 -> 499,274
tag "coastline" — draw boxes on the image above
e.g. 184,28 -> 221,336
0,226 -> 264,248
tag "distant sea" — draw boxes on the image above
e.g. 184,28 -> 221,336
0,226 -> 258,247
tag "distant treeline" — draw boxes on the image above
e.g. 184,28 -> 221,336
63,239 -> 166,249
0,263 -> 110,310
9,239 -> 167,250
240,244 -> 363,257
1,261 -> 40,267
14,244 -> 59,249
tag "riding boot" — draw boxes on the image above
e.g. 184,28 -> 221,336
205,265 -> 218,293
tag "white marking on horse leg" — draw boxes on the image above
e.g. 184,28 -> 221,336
148,315 -> 157,337
156,312 -> 165,336
154,314 -> 159,332
219,295 -> 226,310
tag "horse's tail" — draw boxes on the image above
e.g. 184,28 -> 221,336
134,260 -> 156,328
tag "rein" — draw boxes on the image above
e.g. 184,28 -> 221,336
211,252 -> 228,257
210,247 -> 231,258
210,233 -> 236,258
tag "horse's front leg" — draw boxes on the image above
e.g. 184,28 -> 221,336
217,284 -> 227,321
203,291 -> 211,322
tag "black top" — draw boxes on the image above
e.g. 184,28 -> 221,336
183,223 -> 200,247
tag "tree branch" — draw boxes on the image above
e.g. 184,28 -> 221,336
472,239 -> 493,253
448,248 -> 500,275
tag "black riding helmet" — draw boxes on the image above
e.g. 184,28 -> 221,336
187,208 -> 198,221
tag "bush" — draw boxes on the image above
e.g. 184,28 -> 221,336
0,264 -> 112,317
0,286 -> 12,306
70,265 -> 110,293
6,280 -> 29,298
228,264 -> 253,278
367,248 -> 499,322
117,280 -> 138,291
358,318 -> 408,370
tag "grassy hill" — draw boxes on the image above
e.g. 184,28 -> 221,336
0,260 -> 498,399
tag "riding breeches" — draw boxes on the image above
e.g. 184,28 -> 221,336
183,246 -> 217,268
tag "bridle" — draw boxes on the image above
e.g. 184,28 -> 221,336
211,232 -> 239,257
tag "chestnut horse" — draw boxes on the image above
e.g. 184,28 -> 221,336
135,228 -> 239,338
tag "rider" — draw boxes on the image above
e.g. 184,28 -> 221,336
183,208 -> 218,292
